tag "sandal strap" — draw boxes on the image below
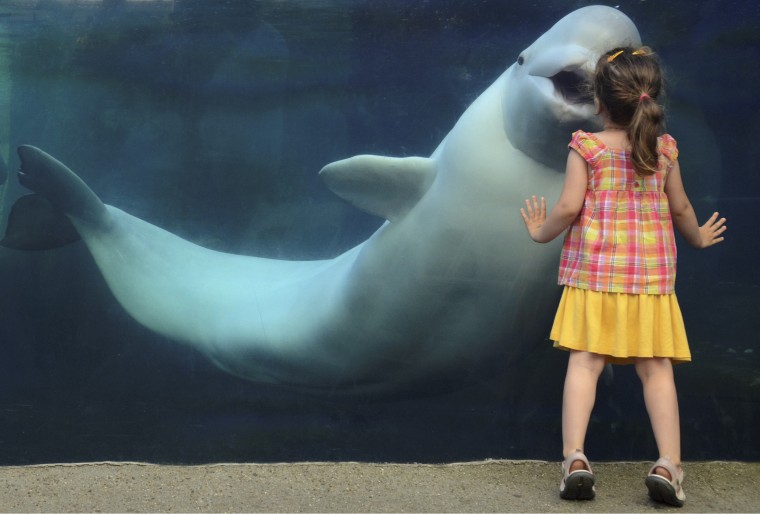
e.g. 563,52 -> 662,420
649,457 -> 683,484
564,450 -> 593,474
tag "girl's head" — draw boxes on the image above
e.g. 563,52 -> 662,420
593,46 -> 665,175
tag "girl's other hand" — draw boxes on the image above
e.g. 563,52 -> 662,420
520,195 -> 546,242
698,211 -> 727,248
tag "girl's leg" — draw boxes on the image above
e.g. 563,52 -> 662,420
635,357 -> 681,478
562,350 -> 606,469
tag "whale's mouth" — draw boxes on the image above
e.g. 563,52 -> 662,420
550,68 -> 593,105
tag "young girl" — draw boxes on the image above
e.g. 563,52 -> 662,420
520,47 -> 726,507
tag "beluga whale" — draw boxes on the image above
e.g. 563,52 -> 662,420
2,6 -> 641,392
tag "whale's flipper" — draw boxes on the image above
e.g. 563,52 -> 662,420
16,145 -> 110,227
319,155 -> 436,221
1,194 -> 81,250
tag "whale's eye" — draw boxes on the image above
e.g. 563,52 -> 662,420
517,55 -> 525,65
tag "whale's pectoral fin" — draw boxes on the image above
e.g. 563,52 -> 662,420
1,194 -> 81,250
319,155 -> 436,221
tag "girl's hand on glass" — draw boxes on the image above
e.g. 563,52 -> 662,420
698,211 -> 727,248
520,195 -> 546,242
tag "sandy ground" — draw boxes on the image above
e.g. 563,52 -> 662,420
0,460 -> 758,513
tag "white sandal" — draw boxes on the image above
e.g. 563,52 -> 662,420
559,450 -> 595,500
645,457 -> 686,507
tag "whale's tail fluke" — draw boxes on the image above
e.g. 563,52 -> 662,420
16,145 -> 110,225
1,194 -> 81,250
1,145 -> 111,250
0,150 -> 7,185
18,145 -> 109,225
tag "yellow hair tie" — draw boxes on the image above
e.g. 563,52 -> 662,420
607,50 -> 624,62
631,48 -> 649,56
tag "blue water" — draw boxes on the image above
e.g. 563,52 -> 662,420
0,0 -> 758,464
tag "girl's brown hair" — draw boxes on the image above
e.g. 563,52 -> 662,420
594,46 -> 665,175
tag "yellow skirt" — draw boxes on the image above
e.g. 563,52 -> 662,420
550,286 -> 691,364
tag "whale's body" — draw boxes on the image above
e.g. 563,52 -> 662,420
5,6 -> 641,391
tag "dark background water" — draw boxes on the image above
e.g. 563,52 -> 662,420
0,0 -> 757,464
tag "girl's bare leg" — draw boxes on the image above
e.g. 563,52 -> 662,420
562,350 -> 606,469
635,357 -> 682,478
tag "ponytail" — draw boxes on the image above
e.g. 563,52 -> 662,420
595,47 -> 666,176
628,92 -> 664,176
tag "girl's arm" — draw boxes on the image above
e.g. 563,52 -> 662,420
520,150 -> 587,243
664,160 -> 726,248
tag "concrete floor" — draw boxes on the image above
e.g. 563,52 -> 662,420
1,460 -> 758,512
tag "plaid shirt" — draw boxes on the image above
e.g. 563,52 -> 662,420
558,131 -> 678,294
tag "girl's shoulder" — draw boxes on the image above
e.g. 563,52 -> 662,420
568,130 -> 607,163
569,130 -> 599,146
658,133 -> 679,162
569,130 -> 679,163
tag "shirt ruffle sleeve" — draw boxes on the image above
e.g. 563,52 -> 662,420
658,134 -> 679,163
568,130 -> 604,165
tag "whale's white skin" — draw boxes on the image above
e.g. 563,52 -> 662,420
32,6 -> 641,391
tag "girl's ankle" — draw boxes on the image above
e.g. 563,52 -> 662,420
569,459 -> 588,473
563,449 -> 590,473
653,466 -> 672,481
654,456 -> 682,481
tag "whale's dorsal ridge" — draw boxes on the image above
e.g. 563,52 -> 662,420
319,155 -> 436,222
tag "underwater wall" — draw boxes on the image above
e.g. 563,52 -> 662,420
0,0 -> 757,464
